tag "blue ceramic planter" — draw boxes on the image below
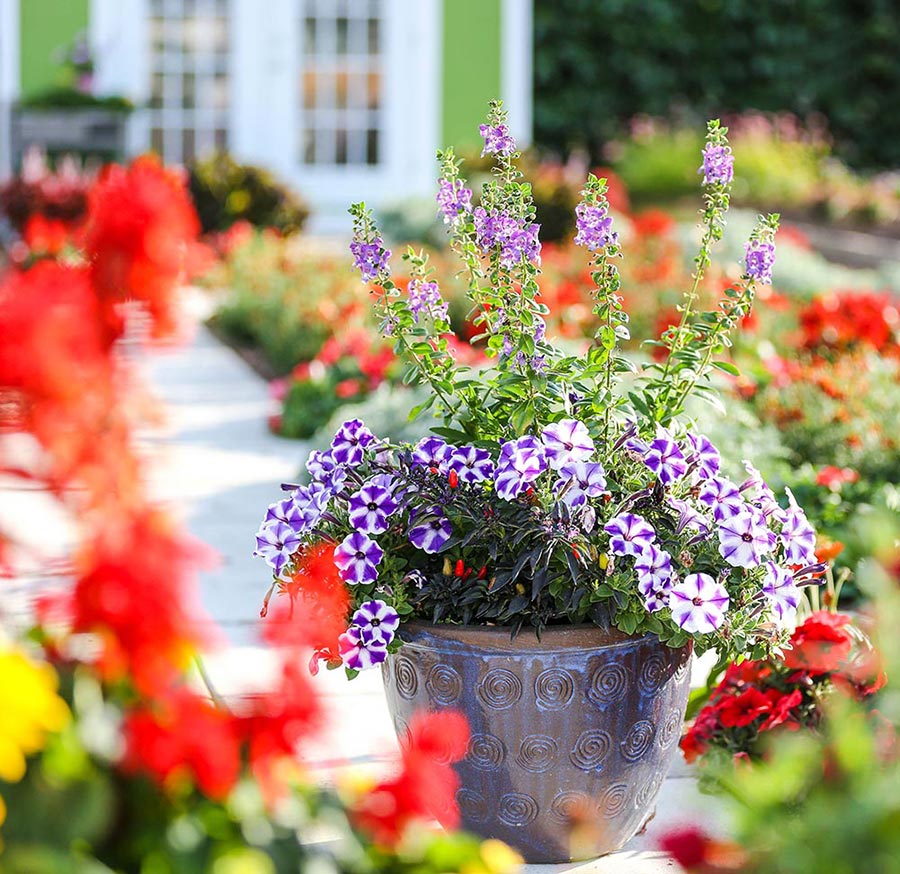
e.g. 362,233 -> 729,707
382,622 -> 692,863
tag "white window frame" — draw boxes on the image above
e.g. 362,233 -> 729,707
0,0 -> 20,176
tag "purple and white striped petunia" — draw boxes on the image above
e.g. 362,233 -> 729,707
339,624 -> 388,671
667,497 -> 711,536
761,562 -> 801,623
697,476 -> 746,521
555,460 -> 607,508
331,419 -> 376,466
494,436 -> 548,501
718,510 -> 776,569
541,419 -> 595,470
333,531 -> 383,585
669,573 -> 730,634
634,545 -> 674,590
604,513 -> 657,557
683,433 -> 721,480
350,599 -> 400,646
254,520 -> 303,579
642,428 -> 688,486
781,488 -> 817,566
347,484 -> 399,535
306,449 -> 338,482
408,507 -> 453,554
448,445 -> 495,484
640,580 -> 674,614
740,461 -> 785,523
411,436 -> 453,473
265,496 -> 308,530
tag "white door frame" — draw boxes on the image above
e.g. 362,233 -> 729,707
0,0 -> 20,175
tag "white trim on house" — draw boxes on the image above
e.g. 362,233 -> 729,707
501,0 -> 532,146
0,0 -> 20,175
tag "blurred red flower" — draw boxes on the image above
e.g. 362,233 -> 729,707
784,611 -> 853,675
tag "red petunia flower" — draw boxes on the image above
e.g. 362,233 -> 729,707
717,688 -> 773,729
784,611 -> 853,675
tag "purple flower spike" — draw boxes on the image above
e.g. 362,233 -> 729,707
697,476 -> 746,521
542,419 -> 595,470
408,278 -> 449,325
339,624 -> 388,671
408,507 -> 452,554
555,460 -> 607,508
436,178 -> 472,223
334,531 -> 383,585
670,573 -> 730,634
350,238 -> 391,282
745,238 -> 776,285
331,419 -> 376,466
412,436 -> 453,472
781,488 -> 817,565
604,513 -> 656,557
494,436 -> 548,501
348,484 -> 399,535
254,520 -> 303,579
634,545 -> 673,590
684,433 -> 721,480
762,562 -> 801,623
698,143 -> 734,186
479,122 -> 516,156
574,201 -> 616,251
448,446 -> 495,484
642,428 -> 688,486
718,510 -> 775,569
350,599 -> 400,645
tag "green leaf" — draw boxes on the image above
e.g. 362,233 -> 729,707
712,360 -> 741,376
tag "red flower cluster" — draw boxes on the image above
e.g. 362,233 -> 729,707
351,710 -> 469,847
660,826 -> 746,872
798,290 -> 900,357
681,612 -> 884,764
815,465 -> 860,490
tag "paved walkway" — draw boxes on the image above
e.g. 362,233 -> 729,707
138,295 -> 718,873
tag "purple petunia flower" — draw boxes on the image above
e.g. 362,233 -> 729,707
412,436 -> 453,473
408,507 -> 452,554
642,428 -> 688,486
740,461 -> 785,523
669,573 -> 730,634
697,476 -> 746,521
479,122 -> 516,156
254,520 -> 303,579
436,178 -> 473,223
634,545 -> 674,590
640,580 -> 674,614
667,497 -> 712,536
305,449 -> 346,493
265,496 -> 307,529
698,143 -> 734,186
350,237 -> 391,282
761,562 -> 801,623
331,419 -> 376,466
542,419 -> 595,470
350,599 -> 400,645
745,239 -> 776,285
339,624 -> 388,671
718,510 -> 776,569
334,531 -> 383,585
555,460 -> 607,508
448,445 -> 495,484
348,484 -> 399,535
573,201 -> 616,251
604,513 -> 657,557
684,433 -> 721,480
408,278 -> 449,325
781,488 -> 817,565
494,436 -> 548,501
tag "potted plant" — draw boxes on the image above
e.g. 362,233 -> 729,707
254,103 -> 822,863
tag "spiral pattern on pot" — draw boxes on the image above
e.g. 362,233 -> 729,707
587,661 -> 629,706
534,667 -> 575,710
621,719 -> 655,762
497,792 -> 539,827
635,773 -> 664,808
477,668 -> 523,710
515,734 -> 559,773
638,650 -> 669,694
394,656 -> 418,699
599,783 -> 630,818
549,790 -> 591,822
658,708 -> 683,750
467,733 -> 506,770
569,728 -> 612,771
425,663 -> 463,705
456,788 -> 490,824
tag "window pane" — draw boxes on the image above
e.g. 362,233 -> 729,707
336,17 -> 349,55
367,18 -> 379,53
335,128 -> 348,164
366,128 -> 379,165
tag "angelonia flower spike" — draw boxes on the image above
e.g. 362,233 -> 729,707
255,103 -> 818,678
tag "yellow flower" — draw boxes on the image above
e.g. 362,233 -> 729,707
460,839 -> 523,874
0,649 -> 69,783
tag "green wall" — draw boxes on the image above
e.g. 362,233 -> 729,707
20,0 -> 90,97
441,0 -> 502,151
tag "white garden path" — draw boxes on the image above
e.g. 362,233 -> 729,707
140,291 -> 724,874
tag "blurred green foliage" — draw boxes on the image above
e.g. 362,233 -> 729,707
534,0 -> 900,170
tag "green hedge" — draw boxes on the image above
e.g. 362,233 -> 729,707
534,0 -> 900,170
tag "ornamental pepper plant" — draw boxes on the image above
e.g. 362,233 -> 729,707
255,103 -> 823,676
